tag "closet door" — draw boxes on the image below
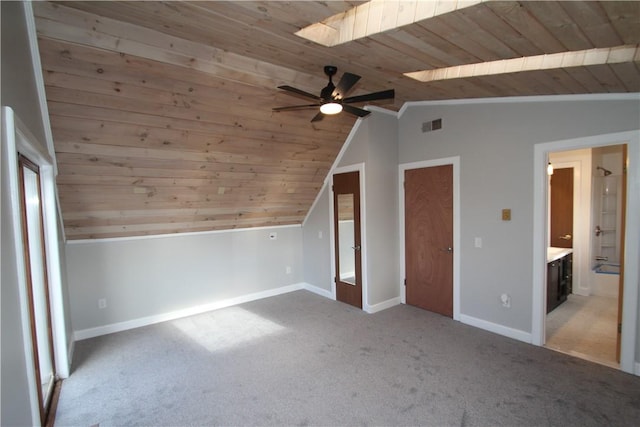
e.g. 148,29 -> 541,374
333,171 -> 362,309
405,165 -> 453,317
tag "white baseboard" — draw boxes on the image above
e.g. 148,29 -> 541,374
365,297 -> 401,314
301,282 -> 335,300
74,283 -> 305,341
459,314 -> 532,344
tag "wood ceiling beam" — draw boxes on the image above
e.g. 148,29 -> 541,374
405,44 -> 640,82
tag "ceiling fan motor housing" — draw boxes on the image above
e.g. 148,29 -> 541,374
322,66 -> 338,100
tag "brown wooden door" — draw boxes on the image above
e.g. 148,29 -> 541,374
405,165 -> 453,317
333,171 -> 362,309
550,167 -> 574,248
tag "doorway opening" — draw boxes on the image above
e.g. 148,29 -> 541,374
532,130 -> 638,375
544,146 -> 626,369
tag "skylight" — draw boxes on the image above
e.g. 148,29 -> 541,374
295,0 -> 484,47
404,45 -> 640,83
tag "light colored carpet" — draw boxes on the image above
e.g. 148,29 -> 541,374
55,291 -> 640,426
546,294 -> 618,367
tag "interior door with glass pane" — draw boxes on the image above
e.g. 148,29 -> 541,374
18,155 -> 56,422
333,171 -> 362,309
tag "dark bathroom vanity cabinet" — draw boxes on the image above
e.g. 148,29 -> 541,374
547,249 -> 573,314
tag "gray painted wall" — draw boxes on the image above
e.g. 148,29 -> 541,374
362,112 -> 400,306
302,186 -> 332,292
399,97 -> 640,343
66,226 -> 304,332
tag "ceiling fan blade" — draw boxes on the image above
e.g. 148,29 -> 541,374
342,104 -> 371,118
310,112 -> 325,122
277,85 -> 321,101
343,89 -> 395,104
273,104 -> 320,112
332,72 -> 361,100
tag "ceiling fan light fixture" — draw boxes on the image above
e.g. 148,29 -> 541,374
320,102 -> 343,115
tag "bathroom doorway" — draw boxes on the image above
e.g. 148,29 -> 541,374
544,145 -> 626,368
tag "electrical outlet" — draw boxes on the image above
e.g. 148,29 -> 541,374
500,294 -> 511,308
98,298 -> 107,309
318,230 -> 323,239
502,209 -> 511,221
286,266 -> 292,274
474,237 -> 482,248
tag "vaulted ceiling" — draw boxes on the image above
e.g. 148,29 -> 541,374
33,1 -> 639,239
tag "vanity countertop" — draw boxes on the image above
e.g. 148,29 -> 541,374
547,247 -> 573,263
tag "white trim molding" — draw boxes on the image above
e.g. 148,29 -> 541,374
68,223 -> 302,244
301,282 -> 335,300
460,314 -> 532,344
398,157 -> 461,321
533,130 -> 640,376
398,93 -> 640,119
365,297 -> 401,314
364,105 -> 399,117
24,1 -> 56,172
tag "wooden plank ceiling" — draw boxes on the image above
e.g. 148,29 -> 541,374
34,1 -> 639,240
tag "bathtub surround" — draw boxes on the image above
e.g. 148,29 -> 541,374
592,146 -> 625,268
592,264 -> 621,299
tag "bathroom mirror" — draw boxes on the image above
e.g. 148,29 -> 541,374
337,193 -> 356,285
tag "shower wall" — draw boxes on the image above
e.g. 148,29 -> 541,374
591,146 -> 624,269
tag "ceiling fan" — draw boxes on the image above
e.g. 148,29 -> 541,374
273,66 -> 394,122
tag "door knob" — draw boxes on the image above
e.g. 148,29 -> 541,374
351,245 -> 361,251
559,234 -> 572,240
440,247 -> 453,253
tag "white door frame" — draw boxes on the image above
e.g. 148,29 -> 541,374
398,157 -> 461,320
2,107 -> 70,422
329,163 -> 367,309
532,130 -> 639,375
